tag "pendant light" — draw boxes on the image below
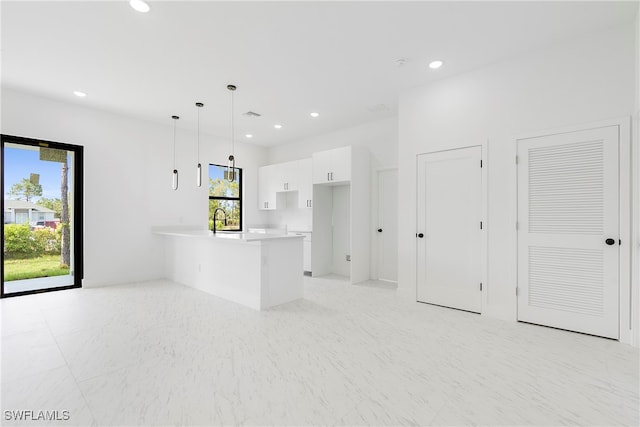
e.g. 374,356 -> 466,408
171,115 -> 179,190
226,84 -> 236,182
195,102 -> 204,187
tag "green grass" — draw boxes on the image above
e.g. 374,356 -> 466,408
3,255 -> 69,281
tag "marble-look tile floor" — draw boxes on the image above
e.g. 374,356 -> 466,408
1,277 -> 638,426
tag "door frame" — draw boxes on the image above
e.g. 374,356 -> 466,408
515,117 -> 632,344
375,167 -> 398,283
1,134 -> 84,298
415,143 -> 488,313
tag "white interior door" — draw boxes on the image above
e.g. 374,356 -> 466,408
417,146 -> 482,313
517,126 -> 619,339
377,169 -> 398,282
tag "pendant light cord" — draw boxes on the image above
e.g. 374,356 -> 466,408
231,89 -> 235,159
197,107 -> 200,163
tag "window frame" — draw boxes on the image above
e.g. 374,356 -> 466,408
208,163 -> 243,232
1,133 -> 84,298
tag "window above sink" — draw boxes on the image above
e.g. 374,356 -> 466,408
209,164 -> 242,231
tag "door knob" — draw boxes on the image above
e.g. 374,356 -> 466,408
377,229 -> 383,232
605,238 -> 615,246
417,233 -> 424,238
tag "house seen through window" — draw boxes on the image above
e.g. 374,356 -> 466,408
209,164 -> 242,231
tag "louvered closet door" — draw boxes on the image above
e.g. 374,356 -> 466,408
517,126 -> 619,339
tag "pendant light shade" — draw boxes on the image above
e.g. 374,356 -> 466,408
171,115 -> 179,190
227,155 -> 235,182
226,84 -> 237,182
195,102 -> 204,187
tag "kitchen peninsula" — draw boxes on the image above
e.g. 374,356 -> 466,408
154,227 -> 304,310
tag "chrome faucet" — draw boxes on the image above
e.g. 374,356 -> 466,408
212,208 -> 227,233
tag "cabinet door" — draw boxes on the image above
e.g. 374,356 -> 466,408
330,146 -> 351,183
297,158 -> 313,208
312,150 -> 333,184
258,165 -> 277,210
303,239 -> 312,271
312,147 -> 352,184
281,161 -> 298,192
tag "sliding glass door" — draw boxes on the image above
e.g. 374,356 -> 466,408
1,135 -> 83,297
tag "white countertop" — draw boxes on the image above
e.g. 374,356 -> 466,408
153,227 -> 304,242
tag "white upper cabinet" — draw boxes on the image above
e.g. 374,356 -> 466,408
279,161 -> 298,192
258,164 -> 279,210
312,146 -> 351,184
258,159 -> 313,210
312,150 -> 333,184
330,146 -> 352,183
297,158 -> 313,208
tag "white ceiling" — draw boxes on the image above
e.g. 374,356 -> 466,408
1,1 -> 637,147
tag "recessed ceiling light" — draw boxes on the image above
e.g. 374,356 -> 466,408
73,91 -> 87,97
274,124 -> 283,129
245,134 -> 253,139
310,112 -> 320,118
129,0 -> 150,13
429,60 -> 444,69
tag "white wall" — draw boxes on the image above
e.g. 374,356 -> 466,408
398,24 -> 637,333
267,192 -> 313,232
1,88 -> 268,287
633,9 -> 640,347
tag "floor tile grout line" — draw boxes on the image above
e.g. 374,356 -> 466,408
43,306 -> 98,426
424,396 -> 451,426
328,397 -> 367,426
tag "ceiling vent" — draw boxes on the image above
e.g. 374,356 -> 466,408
242,111 -> 261,118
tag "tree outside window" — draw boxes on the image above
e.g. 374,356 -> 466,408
209,164 -> 242,231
